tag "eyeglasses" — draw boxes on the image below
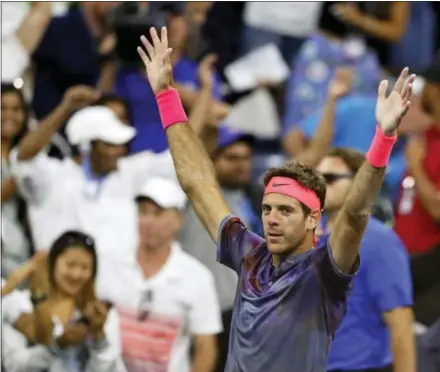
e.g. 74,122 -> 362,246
321,173 -> 353,185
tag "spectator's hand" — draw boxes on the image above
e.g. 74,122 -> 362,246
405,136 -> 425,171
375,67 -> 415,136
56,324 -> 88,349
30,2 -> 52,11
28,252 -> 50,295
328,68 -> 353,100
83,301 -> 109,336
333,3 -> 363,24
98,33 -> 116,57
62,85 -> 99,112
2,252 -> 47,297
198,54 -> 217,90
138,27 -> 173,95
209,101 -> 231,126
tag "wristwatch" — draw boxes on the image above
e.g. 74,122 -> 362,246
30,293 -> 48,306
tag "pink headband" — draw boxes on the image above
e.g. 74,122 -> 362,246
264,177 -> 321,211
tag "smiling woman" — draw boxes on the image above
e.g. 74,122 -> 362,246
2,230 -> 125,372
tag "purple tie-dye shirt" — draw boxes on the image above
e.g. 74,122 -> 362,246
217,215 -> 358,372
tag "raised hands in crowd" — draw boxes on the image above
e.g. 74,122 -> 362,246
327,67 -> 353,100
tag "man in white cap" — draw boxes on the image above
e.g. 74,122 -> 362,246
97,177 -> 222,372
10,86 -> 176,261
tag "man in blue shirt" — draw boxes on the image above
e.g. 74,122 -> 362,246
316,147 -> 415,372
138,27 -> 415,372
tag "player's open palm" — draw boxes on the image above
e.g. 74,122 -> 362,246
137,27 -> 173,95
375,67 -> 415,136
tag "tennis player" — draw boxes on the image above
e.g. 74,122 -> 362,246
137,27 -> 415,372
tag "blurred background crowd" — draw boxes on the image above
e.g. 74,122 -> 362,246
1,1 -> 440,372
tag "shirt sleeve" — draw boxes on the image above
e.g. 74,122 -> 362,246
2,289 -> 33,325
216,215 -> 265,274
119,149 -> 177,195
2,323 -> 54,372
364,231 -> 413,312
9,148 -> 63,205
318,235 -> 359,334
318,235 -> 359,302
189,268 -> 223,335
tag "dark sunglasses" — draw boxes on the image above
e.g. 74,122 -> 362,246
321,173 -> 353,185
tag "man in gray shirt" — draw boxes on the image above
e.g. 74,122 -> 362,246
180,126 -> 261,372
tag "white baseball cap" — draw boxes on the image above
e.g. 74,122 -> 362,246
135,178 -> 187,211
66,106 -> 136,146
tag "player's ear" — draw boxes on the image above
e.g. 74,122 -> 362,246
306,210 -> 320,231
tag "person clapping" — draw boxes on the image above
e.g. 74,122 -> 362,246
2,231 -> 126,372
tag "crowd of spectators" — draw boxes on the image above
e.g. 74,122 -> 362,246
1,2 -> 440,372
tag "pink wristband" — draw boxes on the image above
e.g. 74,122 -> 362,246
366,126 -> 398,168
156,88 -> 188,130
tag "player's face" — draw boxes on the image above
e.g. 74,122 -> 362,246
262,193 -> 312,255
137,200 -> 182,250
316,156 -> 354,212
215,142 -> 253,189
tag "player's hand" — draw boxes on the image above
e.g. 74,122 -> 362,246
328,67 -> 353,100
198,54 -> 217,90
375,67 -> 415,136
137,27 -> 173,95
62,85 -> 99,112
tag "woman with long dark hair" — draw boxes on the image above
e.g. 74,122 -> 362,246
1,84 -> 32,276
2,230 -> 125,372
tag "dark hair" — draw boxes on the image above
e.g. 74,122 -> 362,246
93,93 -> 131,124
48,231 -> 98,308
93,93 -> 130,117
327,147 -> 365,174
263,161 -> 326,214
1,84 -> 29,147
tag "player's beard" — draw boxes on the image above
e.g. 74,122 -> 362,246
279,229 -> 308,259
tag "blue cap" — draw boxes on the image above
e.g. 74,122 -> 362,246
217,125 -> 255,150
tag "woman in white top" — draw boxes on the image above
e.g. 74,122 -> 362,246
2,230 -> 126,372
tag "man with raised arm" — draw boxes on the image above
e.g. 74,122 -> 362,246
137,27 -> 415,372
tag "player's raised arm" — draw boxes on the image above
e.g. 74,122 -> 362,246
329,67 -> 415,273
137,27 -> 230,242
